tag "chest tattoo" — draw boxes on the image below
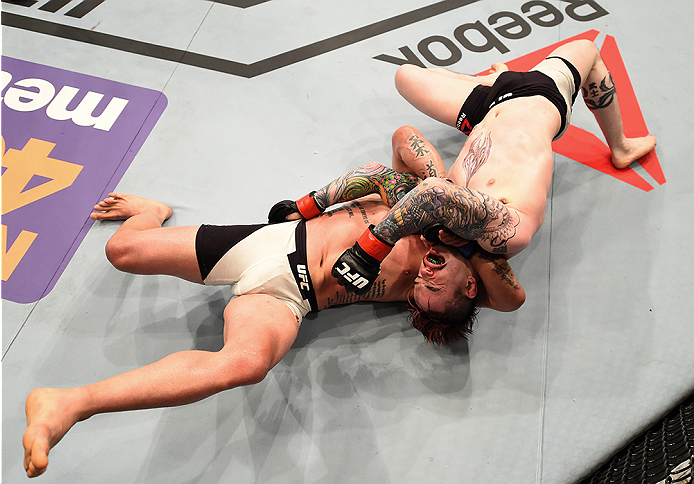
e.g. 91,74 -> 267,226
462,132 -> 492,187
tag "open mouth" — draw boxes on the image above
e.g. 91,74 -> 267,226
425,251 -> 445,266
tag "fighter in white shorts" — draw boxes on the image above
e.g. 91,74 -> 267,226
196,220 -> 317,323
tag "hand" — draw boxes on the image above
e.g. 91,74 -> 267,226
332,245 -> 381,295
268,192 -> 323,223
439,231 -> 470,247
331,226 -> 393,295
421,223 -> 478,259
268,200 -> 300,223
422,223 -> 472,247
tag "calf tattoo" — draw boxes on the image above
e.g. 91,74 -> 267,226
583,73 -> 616,110
372,179 -> 520,253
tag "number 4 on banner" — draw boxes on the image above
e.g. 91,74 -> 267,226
1,137 -> 83,215
476,30 -> 665,192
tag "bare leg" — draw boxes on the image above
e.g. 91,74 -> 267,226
425,62 -> 508,82
394,63 -> 507,128
92,193 -> 203,283
582,61 -> 656,169
545,40 -> 656,169
23,295 -> 300,477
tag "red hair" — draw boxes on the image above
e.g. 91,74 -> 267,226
407,292 -> 479,345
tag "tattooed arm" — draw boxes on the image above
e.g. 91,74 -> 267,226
312,162 -> 420,210
391,126 -> 447,179
370,177 -> 528,255
270,128 -> 437,223
330,178 -> 526,295
470,251 -> 525,311
269,163 -> 421,223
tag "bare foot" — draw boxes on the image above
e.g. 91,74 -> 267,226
490,62 -> 509,73
474,63 -> 509,85
90,193 -> 172,222
432,62 -> 509,84
23,388 -> 87,478
611,134 -> 657,169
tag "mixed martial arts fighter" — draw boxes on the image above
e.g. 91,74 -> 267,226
22,130 -> 525,478
329,39 -> 657,296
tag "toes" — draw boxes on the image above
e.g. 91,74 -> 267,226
23,430 -> 49,477
94,198 -> 121,212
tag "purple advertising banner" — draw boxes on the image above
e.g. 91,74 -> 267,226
1,56 -> 167,303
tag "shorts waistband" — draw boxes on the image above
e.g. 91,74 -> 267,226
288,220 -> 318,313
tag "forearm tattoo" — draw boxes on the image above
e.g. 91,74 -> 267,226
461,132 -> 492,187
372,179 -> 520,253
408,135 -> 430,158
313,162 -> 421,210
582,73 -> 616,110
476,251 -> 521,290
407,134 -> 442,178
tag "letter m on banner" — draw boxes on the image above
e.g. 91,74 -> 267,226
478,30 -> 664,191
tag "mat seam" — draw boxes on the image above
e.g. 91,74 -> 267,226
2,301 -> 39,360
536,26 -> 563,482
536,156 -> 556,484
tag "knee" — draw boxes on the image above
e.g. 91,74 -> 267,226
571,39 -> 602,71
104,236 -> 139,273
573,38 -> 598,52
219,349 -> 274,388
394,63 -> 421,94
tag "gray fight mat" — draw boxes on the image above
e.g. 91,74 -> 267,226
2,1 -> 693,482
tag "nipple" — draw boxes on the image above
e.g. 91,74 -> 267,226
487,178 -> 496,186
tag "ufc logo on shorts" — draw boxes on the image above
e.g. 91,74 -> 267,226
296,264 -> 310,291
334,262 -> 369,289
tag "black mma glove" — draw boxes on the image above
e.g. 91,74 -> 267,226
332,225 -> 393,295
268,191 -> 323,223
423,223 -> 447,244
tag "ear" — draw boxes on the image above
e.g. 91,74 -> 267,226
463,275 -> 478,299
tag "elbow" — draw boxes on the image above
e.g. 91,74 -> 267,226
492,287 -> 526,313
391,125 -> 419,151
360,161 -> 386,172
504,288 -> 526,312
512,288 -> 526,312
392,125 -> 418,139
419,176 -> 447,190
